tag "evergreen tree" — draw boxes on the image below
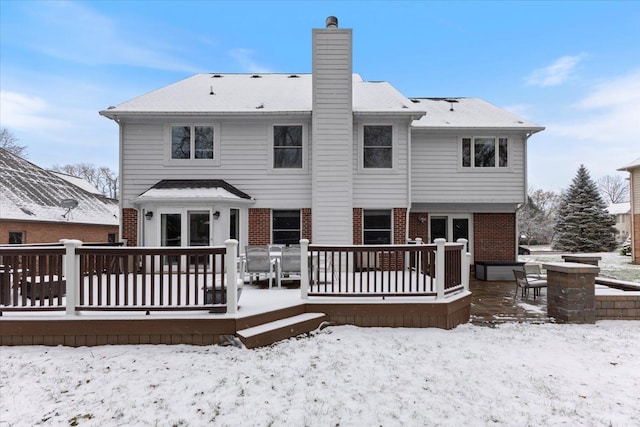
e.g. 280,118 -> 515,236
553,165 -> 617,252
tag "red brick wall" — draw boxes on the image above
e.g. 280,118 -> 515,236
474,213 -> 516,261
248,208 -> 271,245
408,212 -> 429,243
393,208 -> 407,244
353,208 -> 363,244
121,208 -> 138,247
0,220 -> 118,244
301,208 -> 312,242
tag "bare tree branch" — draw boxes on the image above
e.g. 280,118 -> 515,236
0,128 -> 28,158
598,174 -> 629,204
51,163 -> 119,199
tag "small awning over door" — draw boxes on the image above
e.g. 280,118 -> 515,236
133,180 -> 254,205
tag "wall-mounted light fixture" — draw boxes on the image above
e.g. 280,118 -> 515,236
212,211 -> 220,220
145,211 -> 153,220
419,216 -> 427,224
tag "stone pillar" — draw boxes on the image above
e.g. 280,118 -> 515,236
544,262 -> 600,324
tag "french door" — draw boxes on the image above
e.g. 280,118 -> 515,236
160,210 -> 212,266
429,214 -> 472,254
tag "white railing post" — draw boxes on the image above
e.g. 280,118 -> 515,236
63,239 -> 82,316
225,239 -> 238,314
465,253 -> 471,292
435,238 -> 446,299
414,237 -> 423,276
457,238 -> 469,292
300,239 -> 309,299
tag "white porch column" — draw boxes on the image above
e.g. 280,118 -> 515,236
300,239 -> 310,299
62,239 -> 82,316
225,239 -> 238,314
457,238 -> 470,292
435,238 -> 446,299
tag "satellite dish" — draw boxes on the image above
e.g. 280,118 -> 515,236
60,199 -> 79,209
60,199 -> 79,219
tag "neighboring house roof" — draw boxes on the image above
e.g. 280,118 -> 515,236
617,157 -> 640,171
0,149 -> 119,225
134,180 -> 254,204
410,98 -> 544,131
99,73 -> 426,117
607,202 -> 631,215
51,171 -> 102,195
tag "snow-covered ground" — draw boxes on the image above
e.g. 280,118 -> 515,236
2,321 -> 640,426
520,249 -> 640,283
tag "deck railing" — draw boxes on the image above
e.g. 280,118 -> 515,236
300,238 -> 470,299
1,238 -> 470,314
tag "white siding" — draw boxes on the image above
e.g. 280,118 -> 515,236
120,117 -> 312,209
411,130 -> 527,204
352,118 -> 410,208
311,28 -> 353,244
632,169 -> 640,214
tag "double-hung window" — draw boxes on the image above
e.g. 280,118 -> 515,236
272,210 -> 301,245
363,125 -> 393,169
171,125 -> 215,160
273,125 -> 303,169
461,137 -> 508,168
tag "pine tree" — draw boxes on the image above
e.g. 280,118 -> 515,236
553,165 -> 617,252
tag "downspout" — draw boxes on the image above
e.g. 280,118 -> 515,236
406,119 -> 413,242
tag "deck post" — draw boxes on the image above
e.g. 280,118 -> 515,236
414,238 -> 423,276
225,239 -> 238,314
457,239 -> 469,291
63,239 -> 82,316
300,239 -> 310,299
435,238 -> 446,299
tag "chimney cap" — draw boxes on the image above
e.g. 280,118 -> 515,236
326,16 -> 338,28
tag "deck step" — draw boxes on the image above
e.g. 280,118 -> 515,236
236,312 -> 327,349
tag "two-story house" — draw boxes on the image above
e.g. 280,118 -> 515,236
100,16 -> 543,264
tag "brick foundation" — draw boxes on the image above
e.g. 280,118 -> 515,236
474,213 -> 516,261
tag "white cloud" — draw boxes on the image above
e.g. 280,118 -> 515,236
525,54 -> 586,87
229,48 -> 274,73
549,69 -> 640,143
0,91 -> 69,130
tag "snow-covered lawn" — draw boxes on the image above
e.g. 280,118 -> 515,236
2,321 -> 639,426
520,249 -> 640,283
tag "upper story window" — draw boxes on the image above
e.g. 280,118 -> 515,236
171,125 -> 214,160
461,137 -> 508,168
363,125 -> 393,169
273,125 -> 303,169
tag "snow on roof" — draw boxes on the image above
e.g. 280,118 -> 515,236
607,202 -> 630,215
51,172 -> 101,195
100,74 -> 425,117
134,180 -> 253,204
0,149 -> 119,225
410,98 -> 544,131
617,157 -> 640,171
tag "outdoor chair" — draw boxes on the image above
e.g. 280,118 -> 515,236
524,263 -> 547,281
513,269 -> 547,301
245,246 -> 278,288
279,245 -> 302,282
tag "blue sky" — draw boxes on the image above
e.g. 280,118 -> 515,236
1,1 -> 638,192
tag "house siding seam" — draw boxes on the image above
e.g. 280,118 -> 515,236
473,213 -> 516,261
121,208 -> 138,247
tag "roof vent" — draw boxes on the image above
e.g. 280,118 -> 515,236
288,74 -> 300,78
445,99 -> 459,111
209,86 -> 215,95
211,74 -> 223,78
251,74 -> 262,78
410,99 -> 420,104
256,103 -> 264,109
326,16 -> 338,29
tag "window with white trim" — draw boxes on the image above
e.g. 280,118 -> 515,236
461,137 -> 508,168
363,125 -> 393,168
171,125 -> 215,160
273,125 -> 303,169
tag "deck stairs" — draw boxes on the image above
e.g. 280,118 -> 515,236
235,310 -> 327,349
